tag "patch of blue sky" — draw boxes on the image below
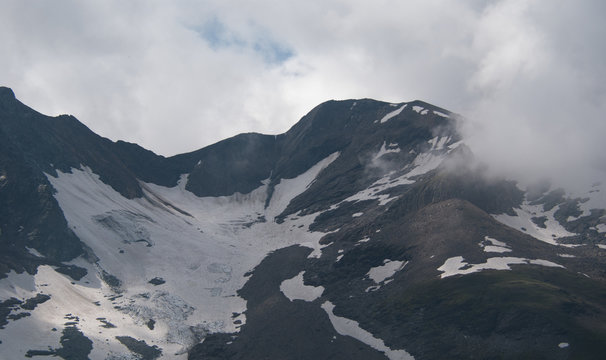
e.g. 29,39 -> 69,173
196,17 -> 245,50
252,39 -> 294,65
195,17 -> 294,65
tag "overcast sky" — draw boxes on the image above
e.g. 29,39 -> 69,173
1,0 -> 605,190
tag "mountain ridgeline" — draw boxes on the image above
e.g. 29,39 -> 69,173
0,87 -> 462,275
0,86 -> 605,359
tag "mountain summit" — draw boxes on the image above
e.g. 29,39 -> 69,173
0,87 -> 605,359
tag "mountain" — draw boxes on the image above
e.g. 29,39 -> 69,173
0,86 -> 605,359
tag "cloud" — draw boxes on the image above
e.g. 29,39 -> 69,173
0,0 -> 604,192
459,0 -> 606,191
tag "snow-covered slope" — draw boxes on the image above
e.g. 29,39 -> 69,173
0,153 -> 340,359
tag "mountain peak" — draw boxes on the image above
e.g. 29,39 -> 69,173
0,86 -> 17,109
0,86 -> 15,99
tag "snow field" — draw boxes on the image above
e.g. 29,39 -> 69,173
0,152 -> 342,358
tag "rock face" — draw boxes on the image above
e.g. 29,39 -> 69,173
0,87 -> 605,359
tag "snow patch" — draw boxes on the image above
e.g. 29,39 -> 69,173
321,301 -> 414,360
279,271 -> 324,302
493,203 -> 576,245
558,342 -> 569,349
559,243 -> 584,248
573,182 -> 606,217
352,212 -> 364,218
482,246 -> 511,253
25,247 -> 44,258
378,104 -> 407,124
265,152 -> 340,221
529,259 -> 564,267
412,106 -> 424,113
366,260 -> 407,284
373,142 -> 401,161
433,110 -> 449,117
427,136 -> 450,151
479,236 -> 511,253
447,140 -> 464,150
438,256 -> 564,279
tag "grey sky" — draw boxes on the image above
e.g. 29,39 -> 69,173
1,0 -> 604,190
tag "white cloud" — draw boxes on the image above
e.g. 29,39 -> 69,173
0,0 -> 604,190
460,0 -> 606,190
